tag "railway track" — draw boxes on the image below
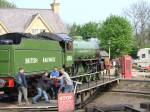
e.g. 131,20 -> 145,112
86,79 -> 150,112
86,104 -> 143,112
0,106 -> 58,112
0,101 -> 58,112
110,89 -> 150,95
109,79 -> 150,95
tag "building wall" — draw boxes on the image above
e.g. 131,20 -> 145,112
0,23 -> 8,35
137,48 -> 150,67
26,17 -> 52,34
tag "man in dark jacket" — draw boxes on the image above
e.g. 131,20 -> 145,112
32,71 -> 51,104
16,68 -> 29,106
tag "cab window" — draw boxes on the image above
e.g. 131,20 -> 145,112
66,41 -> 73,51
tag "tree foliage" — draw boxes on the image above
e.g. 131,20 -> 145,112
123,0 -> 150,48
0,0 -> 16,8
69,22 -> 101,39
100,15 -> 133,58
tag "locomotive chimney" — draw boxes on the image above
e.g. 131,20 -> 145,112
51,0 -> 60,14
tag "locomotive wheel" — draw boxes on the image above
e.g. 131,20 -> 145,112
96,72 -> 100,80
91,74 -> 96,81
82,75 -> 89,83
84,76 -> 89,83
89,75 -> 92,82
74,63 -> 84,75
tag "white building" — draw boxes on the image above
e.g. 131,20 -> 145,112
137,48 -> 150,67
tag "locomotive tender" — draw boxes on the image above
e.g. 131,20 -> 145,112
0,32 -> 100,95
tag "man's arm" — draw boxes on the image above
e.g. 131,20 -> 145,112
42,76 -> 51,81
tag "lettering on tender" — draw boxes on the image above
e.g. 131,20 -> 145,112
25,58 -> 38,64
25,57 -> 56,64
42,57 -> 56,63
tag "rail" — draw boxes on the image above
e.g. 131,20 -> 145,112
76,78 -> 120,93
71,72 -> 100,79
110,89 -> 150,95
0,106 -> 58,111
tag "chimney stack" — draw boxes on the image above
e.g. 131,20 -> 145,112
51,0 -> 60,14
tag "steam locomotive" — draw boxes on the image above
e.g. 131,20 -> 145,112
0,32 -> 108,95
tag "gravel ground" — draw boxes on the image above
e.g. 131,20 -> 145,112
87,92 -> 150,110
86,70 -> 150,111
132,69 -> 150,80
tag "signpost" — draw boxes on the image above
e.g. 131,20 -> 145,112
58,93 -> 75,112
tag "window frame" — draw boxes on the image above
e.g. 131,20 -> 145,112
31,29 -> 46,34
66,41 -> 73,51
142,54 -> 146,58
148,50 -> 150,55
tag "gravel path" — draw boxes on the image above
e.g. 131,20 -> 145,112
88,92 -> 150,109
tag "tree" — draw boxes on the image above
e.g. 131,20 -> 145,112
69,22 -> 101,39
100,15 -> 133,58
0,0 -> 16,8
123,1 -> 150,48
129,39 -> 138,59
68,23 -> 80,36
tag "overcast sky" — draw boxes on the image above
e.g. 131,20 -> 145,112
8,0 -> 149,24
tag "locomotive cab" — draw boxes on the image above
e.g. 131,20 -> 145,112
64,41 -> 73,68
37,33 -> 74,69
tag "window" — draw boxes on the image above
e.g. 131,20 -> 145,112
31,29 -> 46,34
148,50 -> 150,54
66,42 -> 73,51
142,54 -> 145,58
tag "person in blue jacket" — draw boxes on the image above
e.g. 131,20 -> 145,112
49,67 -> 60,99
50,67 -> 60,78
16,68 -> 29,106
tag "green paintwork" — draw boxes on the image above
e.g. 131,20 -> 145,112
73,36 -> 83,40
64,42 -> 74,67
73,36 -> 97,60
0,35 -> 98,78
0,38 -> 73,77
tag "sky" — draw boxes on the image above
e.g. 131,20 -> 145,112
7,0 -> 149,24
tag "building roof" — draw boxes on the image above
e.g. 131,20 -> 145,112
0,8 -> 68,33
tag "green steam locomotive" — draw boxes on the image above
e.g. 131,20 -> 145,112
0,32 -> 100,95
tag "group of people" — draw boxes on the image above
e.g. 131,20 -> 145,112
16,67 -> 74,106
